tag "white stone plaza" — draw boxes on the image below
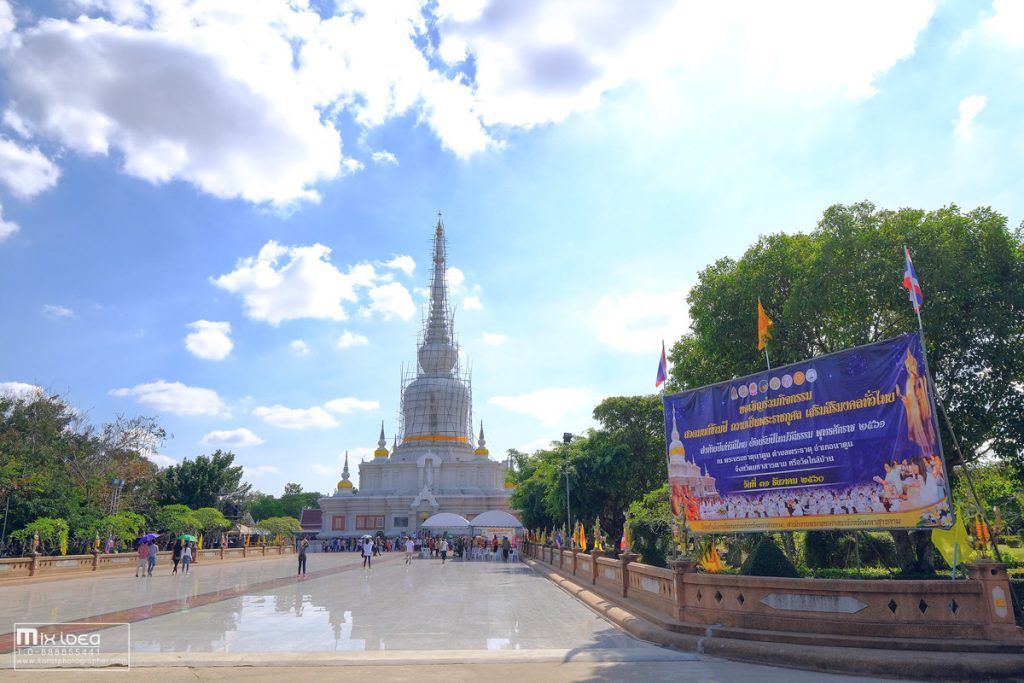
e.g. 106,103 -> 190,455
0,552 -> 918,682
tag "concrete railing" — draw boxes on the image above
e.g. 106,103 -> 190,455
522,541 -> 1020,644
0,545 -> 296,581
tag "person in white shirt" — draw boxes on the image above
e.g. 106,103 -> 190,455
440,538 -> 449,564
362,538 -> 373,568
404,537 -> 414,565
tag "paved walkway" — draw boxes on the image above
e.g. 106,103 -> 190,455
0,552 -> 918,681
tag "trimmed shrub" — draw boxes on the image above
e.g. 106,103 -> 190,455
740,536 -> 800,578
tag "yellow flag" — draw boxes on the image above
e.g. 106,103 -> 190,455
931,511 -> 976,568
198,533 -> 204,550
757,298 -> 773,351
579,523 -> 588,551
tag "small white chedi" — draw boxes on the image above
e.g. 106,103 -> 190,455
317,216 -> 514,538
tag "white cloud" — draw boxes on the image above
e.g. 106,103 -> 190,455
446,266 -> 466,290
0,203 -> 18,242
336,330 -> 369,348
213,241 -> 363,325
371,150 -> 398,165
482,332 -> 506,346
382,254 -> 415,275
0,1 -> 935,208
0,381 -> 44,400
462,295 -> 482,310
243,464 -> 279,476
366,282 -> 416,320
290,339 -> 310,356
0,139 -> 60,199
593,288 -> 690,354
489,387 -> 600,427
324,397 -> 379,414
983,0 -> 1024,48
214,242 -> 414,326
146,452 -> 177,468
201,427 -> 264,448
3,6 -> 343,206
954,94 -> 987,142
110,380 -> 228,416
253,404 -> 338,430
42,304 -> 75,320
0,0 -> 13,50
184,320 -> 233,360
516,437 -> 557,454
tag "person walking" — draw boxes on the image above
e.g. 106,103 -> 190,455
171,540 -> 182,574
440,537 -> 449,564
135,541 -> 148,578
298,539 -> 308,578
181,542 -> 192,574
404,536 -> 414,564
146,540 -> 158,577
502,536 -> 511,562
362,537 -> 373,569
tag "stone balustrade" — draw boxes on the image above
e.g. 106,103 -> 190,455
0,545 -> 296,581
522,541 -> 1021,645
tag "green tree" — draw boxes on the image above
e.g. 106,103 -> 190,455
246,493 -> 285,521
627,484 -> 674,567
156,504 -> 199,536
669,202 -> 1024,572
76,511 -> 146,551
156,450 -> 251,512
192,507 -> 231,537
0,392 -> 163,544
279,483 -> 322,519
258,516 -> 302,542
509,396 -> 668,544
11,517 -> 69,555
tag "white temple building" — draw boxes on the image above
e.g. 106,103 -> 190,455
317,216 -> 514,538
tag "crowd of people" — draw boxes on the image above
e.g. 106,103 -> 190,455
296,533 -> 517,576
134,538 -> 196,577
687,454 -> 949,525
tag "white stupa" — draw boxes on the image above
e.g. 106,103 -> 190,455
667,412 -> 718,497
317,216 -> 515,537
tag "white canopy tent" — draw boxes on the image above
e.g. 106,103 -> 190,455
420,512 -> 472,530
470,510 -> 523,529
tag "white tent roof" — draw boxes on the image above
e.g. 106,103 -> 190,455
420,512 -> 472,528
470,510 -> 523,528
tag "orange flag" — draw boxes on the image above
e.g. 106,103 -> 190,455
757,298 -> 773,351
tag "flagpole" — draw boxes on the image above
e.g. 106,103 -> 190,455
905,247 -> 1006,568
764,348 -> 771,371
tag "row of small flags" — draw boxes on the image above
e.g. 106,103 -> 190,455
527,517 -> 633,553
656,247 -> 926,386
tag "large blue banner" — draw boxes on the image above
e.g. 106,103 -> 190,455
664,333 -> 952,533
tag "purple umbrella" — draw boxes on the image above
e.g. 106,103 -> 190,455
138,533 -> 160,543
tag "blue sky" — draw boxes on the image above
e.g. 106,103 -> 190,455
1,1 -> 1021,496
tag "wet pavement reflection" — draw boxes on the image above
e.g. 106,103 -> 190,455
127,558 -> 656,654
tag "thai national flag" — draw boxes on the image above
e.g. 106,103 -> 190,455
903,247 -> 924,314
105,533 -> 114,552
655,341 -> 668,388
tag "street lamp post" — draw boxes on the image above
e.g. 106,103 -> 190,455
562,432 -> 573,548
109,479 -> 125,515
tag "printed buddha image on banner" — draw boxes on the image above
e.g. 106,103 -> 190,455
664,332 -> 953,534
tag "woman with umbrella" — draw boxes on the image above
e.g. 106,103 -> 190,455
136,533 -> 159,578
